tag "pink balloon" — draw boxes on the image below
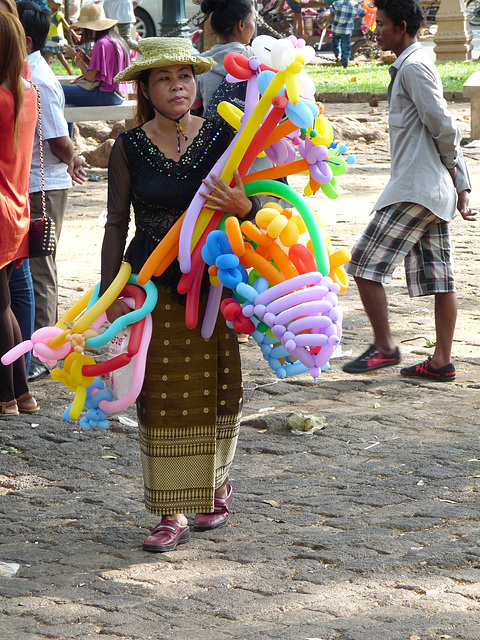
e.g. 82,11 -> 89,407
261,284 -> 329,316
310,163 -> 333,185
274,300 -> 333,327
287,316 -> 332,334
254,272 -> 324,307
98,311 -> 152,413
264,138 -> 296,165
201,283 -> 224,339
293,336 -> 328,350
33,340 -> 71,362
1,340 -> 34,365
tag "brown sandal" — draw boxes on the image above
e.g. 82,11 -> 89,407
0,400 -> 19,416
16,392 -> 40,414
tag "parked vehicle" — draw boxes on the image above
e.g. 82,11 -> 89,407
133,0 -> 200,39
134,0 -> 161,38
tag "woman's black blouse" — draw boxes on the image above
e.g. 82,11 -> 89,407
104,120 -> 243,298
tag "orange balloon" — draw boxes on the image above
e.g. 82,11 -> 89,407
137,211 -> 185,285
239,244 -> 285,285
225,216 -> 246,257
243,159 -> 308,184
270,242 -> 299,280
240,220 -> 271,248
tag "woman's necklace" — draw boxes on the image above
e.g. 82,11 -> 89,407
148,97 -> 190,154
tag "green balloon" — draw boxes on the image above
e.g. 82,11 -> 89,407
244,179 -> 330,276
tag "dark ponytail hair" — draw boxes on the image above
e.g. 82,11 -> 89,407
95,27 -> 131,72
201,0 -> 253,38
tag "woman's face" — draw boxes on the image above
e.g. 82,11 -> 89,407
144,64 -> 196,118
238,10 -> 256,45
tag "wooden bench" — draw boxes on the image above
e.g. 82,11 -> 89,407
463,72 -> 480,140
55,76 -> 137,123
64,102 -> 137,123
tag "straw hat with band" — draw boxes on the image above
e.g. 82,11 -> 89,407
115,38 -> 216,153
75,3 -> 118,31
114,37 -> 215,83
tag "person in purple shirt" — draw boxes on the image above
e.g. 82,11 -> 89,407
61,3 -> 131,134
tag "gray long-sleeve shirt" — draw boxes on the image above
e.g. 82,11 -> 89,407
374,43 -> 470,222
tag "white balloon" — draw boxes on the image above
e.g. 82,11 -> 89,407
300,45 -> 316,65
297,70 -> 316,100
251,35 -> 276,67
270,38 -> 295,71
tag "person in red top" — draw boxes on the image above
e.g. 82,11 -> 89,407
0,11 -> 40,415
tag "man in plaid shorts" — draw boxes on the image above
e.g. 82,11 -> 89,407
343,0 -> 476,382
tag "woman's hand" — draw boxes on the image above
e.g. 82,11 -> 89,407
72,46 -> 90,64
200,169 -> 253,219
63,43 -> 76,58
106,298 -> 131,324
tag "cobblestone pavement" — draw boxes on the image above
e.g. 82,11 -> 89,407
1,102 -> 479,640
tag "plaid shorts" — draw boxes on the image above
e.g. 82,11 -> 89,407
347,202 -> 455,297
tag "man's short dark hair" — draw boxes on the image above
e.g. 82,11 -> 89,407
374,0 -> 424,36
16,1 -> 51,52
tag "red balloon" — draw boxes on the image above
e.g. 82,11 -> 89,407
224,52 -> 255,80
82,353 -> 132,377
185,264 -> 204,329
117,284 -> 146,356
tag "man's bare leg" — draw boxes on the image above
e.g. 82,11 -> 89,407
430,291 -> 457,368
354,276 -> 397,354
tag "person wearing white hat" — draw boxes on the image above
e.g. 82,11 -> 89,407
61,3 -> 131,134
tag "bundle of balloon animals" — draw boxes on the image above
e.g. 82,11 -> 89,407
2,35 -> 354,430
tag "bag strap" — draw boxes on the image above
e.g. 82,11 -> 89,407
31,81 -> 46,221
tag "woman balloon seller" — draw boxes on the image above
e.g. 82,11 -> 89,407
100,37 -> 261,553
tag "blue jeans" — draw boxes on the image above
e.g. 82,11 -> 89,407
331,33 -> 352,68
9,260 -> 35,374
62,85 -> 124,136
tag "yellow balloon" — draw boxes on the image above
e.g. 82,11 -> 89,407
279,220 -> 299,247
49,263 -> 132,349
264,201 -> 283,213
311,114 -> 333,147
217,101 -> 243,130
256,207 -> 281,228
267,215 -> 288,238
56,286 -> 95,331
70,385 -> 87,420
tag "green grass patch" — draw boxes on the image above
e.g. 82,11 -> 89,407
306,61 -> 473,93
50,57 -> 472,93
51,59 -> 81,75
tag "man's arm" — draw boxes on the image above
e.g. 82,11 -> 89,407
47,136 -> 74,166
448,168 -> 477,221
47,136 -> 89,186
402,62 -> 476,220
